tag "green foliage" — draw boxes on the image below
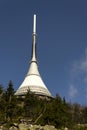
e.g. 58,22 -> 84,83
0,81 -> 18,122
81,107 -> 87,124
39,95 -> 73,128
74,126 -> 87,130
24,90 -> 36,118
0,81 -> 87,129
24,90 -> 45,122
0,84 -> 3,94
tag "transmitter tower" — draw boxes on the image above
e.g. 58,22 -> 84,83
15,15 -> 52,97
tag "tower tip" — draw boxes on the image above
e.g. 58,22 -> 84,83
33,14 -> 36,33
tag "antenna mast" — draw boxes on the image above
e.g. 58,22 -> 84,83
33,14 -> 36,34
31,14 -> 37,62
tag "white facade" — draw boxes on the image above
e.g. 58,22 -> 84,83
15,14 -> 52,97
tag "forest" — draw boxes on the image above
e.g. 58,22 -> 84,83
0,80 -> 87,129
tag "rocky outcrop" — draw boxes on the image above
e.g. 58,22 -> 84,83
0,124 -> 58,130
29,125 -> 57,130
18,124 -> 57,130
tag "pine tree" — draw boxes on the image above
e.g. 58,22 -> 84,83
3,81 -> 17,122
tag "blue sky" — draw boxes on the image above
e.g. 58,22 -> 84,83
0,0 -> 87,105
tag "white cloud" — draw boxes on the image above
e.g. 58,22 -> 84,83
73,48 -> 87,73
85,88 -> 87,99
68,85 -> 78,98
72,48 -> 87,83
70,47 -> 87,100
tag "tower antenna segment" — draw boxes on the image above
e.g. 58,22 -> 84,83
33,14 -> 36,34
31,14 -> 37,62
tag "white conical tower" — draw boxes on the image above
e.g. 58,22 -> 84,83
15,14 -> 52,97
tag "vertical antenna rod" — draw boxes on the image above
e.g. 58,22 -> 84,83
33,14 -> 36,34
31,14 -> 37,62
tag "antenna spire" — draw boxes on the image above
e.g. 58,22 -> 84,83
33,14 -> 36,34
31,14 -> 37,62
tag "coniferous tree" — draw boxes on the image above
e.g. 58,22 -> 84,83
24,90 -> 37,118
3,81 -> 17,122
81,107 -> 87,124
0,84 -> 5,122
6,80 -> 15,102
0,84 -> 3,95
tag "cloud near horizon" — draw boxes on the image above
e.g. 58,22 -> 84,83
68,85 -> 78,98
74,48 -> 87,73
68,47 -> 87,100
